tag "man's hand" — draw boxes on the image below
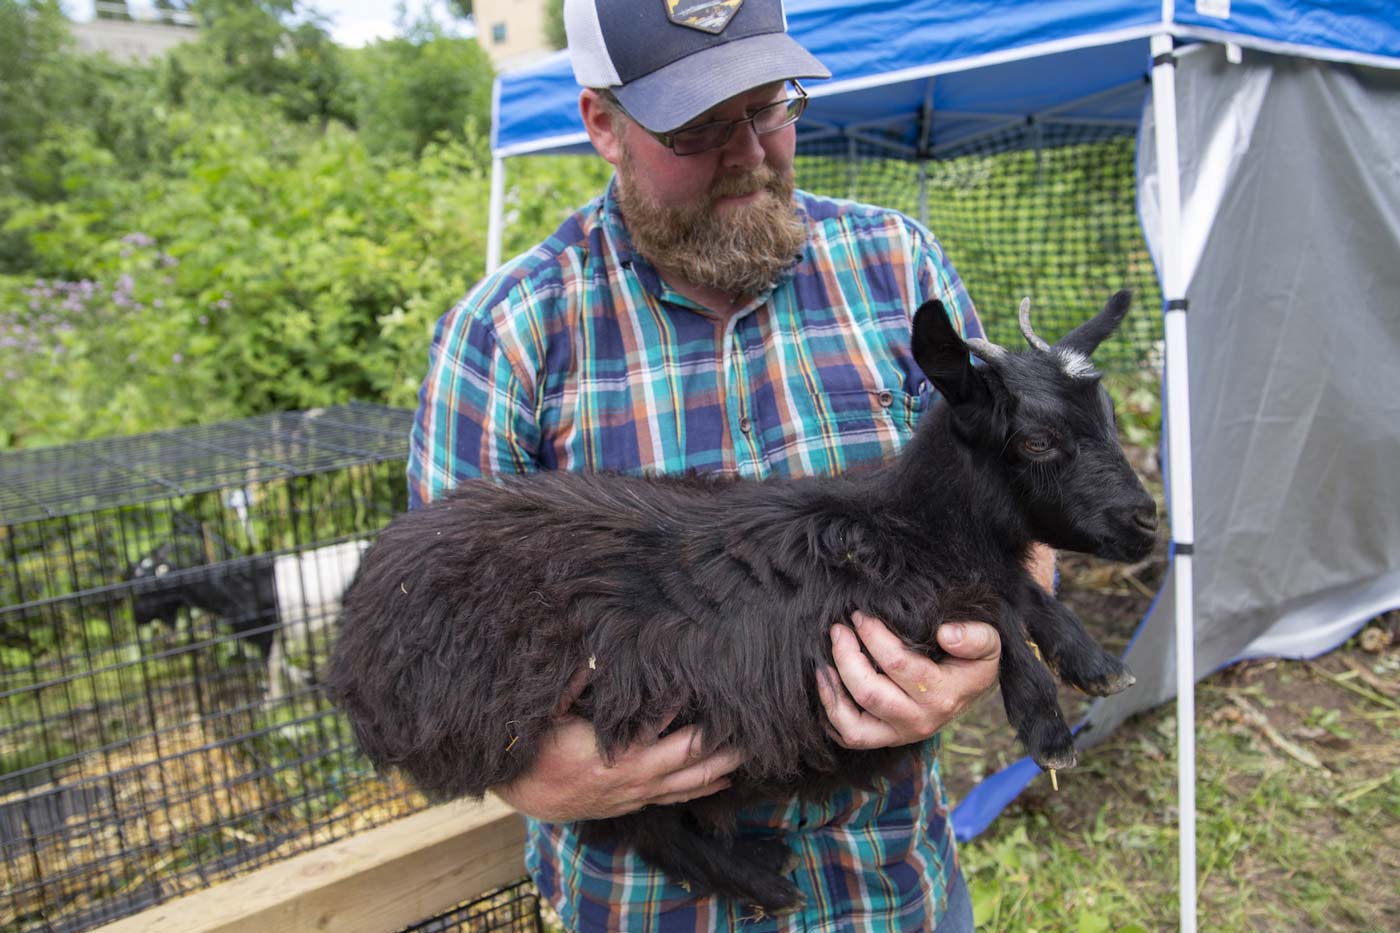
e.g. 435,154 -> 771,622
495,671 -> 744,823
816,612 -> 1001,749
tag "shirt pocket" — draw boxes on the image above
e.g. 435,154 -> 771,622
780,385 -> 925,476
820,386 -> 926,438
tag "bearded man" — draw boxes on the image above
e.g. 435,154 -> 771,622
407,1 -> 1015,930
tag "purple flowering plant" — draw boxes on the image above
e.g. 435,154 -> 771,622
1,233 -> 231,447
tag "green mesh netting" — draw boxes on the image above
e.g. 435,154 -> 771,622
796,124 -> 1163,372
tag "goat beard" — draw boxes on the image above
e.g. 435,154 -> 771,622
614,157 -> 808,297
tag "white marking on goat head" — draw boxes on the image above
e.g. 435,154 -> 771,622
1056,349 -> 1098,381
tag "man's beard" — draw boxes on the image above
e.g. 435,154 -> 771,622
614,155 -> 808,297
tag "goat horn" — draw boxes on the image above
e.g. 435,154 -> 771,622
965,337 -> 1009,365
1018,297 -> 1051,352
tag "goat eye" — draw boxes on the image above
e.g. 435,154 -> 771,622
1021,436 -> 1054,456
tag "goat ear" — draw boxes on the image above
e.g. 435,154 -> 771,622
1058,289 -> 1133,356
912,300 -> 985,407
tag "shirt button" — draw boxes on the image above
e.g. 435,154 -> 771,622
877,390 -> 894,408
739,417 -> 752,434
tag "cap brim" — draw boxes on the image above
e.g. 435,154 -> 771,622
612,33 -> 830,134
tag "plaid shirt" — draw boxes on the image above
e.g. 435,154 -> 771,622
408,181 -> 982,931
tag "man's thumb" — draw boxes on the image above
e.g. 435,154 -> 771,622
938,621 -> 1000,661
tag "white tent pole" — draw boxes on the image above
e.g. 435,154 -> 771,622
1150,31 -> 1198,933
486,155 -> 506,275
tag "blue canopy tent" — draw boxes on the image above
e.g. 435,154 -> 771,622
489,4 -> 1400,928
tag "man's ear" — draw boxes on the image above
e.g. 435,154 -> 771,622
580,90 -> 624,166
912,300 -> 986,407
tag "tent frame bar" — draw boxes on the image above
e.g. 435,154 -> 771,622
1039,75 -> 1149,117
844,130 -> 917,158
486,156 -> 505,274
1149,30 -> 1199,933
796,77 -> 1145,162
929,119 -> 1022,158
919,78 -> 935,222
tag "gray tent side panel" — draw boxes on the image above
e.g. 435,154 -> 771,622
1082,49 -> 1400,744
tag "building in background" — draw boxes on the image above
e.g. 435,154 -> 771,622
474,0 -> 553,71
70,1 -> 197,62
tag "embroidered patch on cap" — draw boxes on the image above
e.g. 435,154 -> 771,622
665,0 -> 744,35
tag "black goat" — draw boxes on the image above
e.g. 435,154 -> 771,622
130,534 -> 369,700
327,292 -> 1158,911
129,536 -> 278,657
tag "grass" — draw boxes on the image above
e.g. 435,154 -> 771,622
951,621 -> 1400,932
945,385 -> 1398,931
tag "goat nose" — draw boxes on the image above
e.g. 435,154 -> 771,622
1133,504 -> 1158,534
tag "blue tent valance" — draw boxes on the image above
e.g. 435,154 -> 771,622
492,0 -> 1400,158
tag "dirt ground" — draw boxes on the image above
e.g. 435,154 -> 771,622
940,506 -> 1400,931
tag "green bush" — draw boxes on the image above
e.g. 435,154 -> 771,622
0,0 -> 612,448
0,0 -> 1151,452
347,28 -> 495,158
1,115 -> 612,446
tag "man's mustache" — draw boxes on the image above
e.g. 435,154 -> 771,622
709,166 -> 786,201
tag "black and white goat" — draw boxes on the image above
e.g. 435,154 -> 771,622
130,535 -> 369,701
327,291 -> 1158,911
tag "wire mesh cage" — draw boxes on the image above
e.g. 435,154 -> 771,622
398,879 -> 544,933
0,403 -> 433,932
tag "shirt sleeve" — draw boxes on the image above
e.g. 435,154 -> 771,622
407,292 -> 541,508
911,223 -> 984,341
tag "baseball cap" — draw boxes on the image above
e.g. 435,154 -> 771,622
564,0 -> 830,134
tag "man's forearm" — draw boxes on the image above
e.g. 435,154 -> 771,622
1028,542 -> 1056,593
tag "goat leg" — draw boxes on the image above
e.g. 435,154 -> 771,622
994,607 -> 1077,771
1020,583 -> 1135,697
583,808 -> 804,914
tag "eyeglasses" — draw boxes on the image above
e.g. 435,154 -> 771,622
615,81 -> 808,156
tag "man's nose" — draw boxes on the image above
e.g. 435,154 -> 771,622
719,119 -> 766,170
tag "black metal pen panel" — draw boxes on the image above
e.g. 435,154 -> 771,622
0,403 -> 431,932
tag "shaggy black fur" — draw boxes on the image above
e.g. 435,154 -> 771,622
326,291 -> 1158,912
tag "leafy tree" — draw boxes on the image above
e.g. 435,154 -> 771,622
1,1 -> 76,177
174,0 -> 355,127
347,28 -> 494,158
0,1 -> 126,265
544,0 -> 565,50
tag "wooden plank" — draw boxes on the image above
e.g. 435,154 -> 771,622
96,796 -> 528,933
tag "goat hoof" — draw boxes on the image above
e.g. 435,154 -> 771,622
1106,669 -> 1137,693
1069,658 -> 1136,694
1036,748 -> 1078,771
749,886 -> 806,917
1071,664 -> 1137,697
1029,727 -> 1078,771
744,890 -> 807,919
